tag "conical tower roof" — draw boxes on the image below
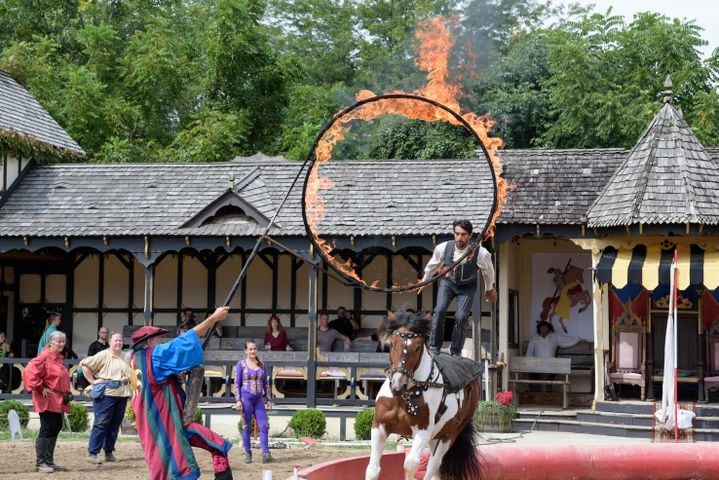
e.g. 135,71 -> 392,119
587,77 -> 719,227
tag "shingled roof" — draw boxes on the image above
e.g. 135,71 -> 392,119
496,148 -> 627,225
0,158 -> 494,238
587,95 -> 719,227
0,71 -> 84,155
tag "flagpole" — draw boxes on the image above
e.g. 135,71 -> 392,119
673,248 -> 679,441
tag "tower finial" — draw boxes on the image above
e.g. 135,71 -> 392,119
662,74 -> 673,104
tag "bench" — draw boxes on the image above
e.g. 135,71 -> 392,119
508,356 -> 572,409
356,352 -> 388,400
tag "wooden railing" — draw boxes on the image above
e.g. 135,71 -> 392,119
0,352 -> 390,407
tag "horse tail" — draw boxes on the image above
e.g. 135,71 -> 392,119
439,419 -> 480,480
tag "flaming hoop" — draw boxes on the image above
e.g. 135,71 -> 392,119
302,92 -> 498,293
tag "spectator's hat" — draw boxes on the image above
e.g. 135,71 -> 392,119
131,326 -> 168,350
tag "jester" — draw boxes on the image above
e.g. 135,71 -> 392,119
130,306 -> 233,480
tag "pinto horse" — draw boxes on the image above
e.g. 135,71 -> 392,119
365,310 -> 480,480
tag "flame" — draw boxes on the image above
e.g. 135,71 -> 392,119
305,16 -> 510,288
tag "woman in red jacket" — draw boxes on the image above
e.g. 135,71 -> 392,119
23,330 -> 72,473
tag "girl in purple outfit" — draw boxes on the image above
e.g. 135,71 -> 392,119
234,340 -> 273,464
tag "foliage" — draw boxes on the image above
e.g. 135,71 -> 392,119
354,407 -> 375,440
1,0 -> 719,163
65,403 -> 89,432
288,408 -> 326,438
125,401 -> 135,424
237,416 -> 256,434
474,391 -> 517,433
194,408 -> 203,424
0,399 -> 30,430
538,11 -> 718,148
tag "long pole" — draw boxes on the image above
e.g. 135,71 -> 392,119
201,160 -> 311,348
673,248 -> 679,441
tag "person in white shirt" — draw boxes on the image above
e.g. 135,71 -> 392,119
526,321 -> 580,358
420,220 -> 497,357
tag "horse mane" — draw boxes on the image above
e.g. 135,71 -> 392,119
386,309 -> 431,337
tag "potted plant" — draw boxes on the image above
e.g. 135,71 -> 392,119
475,391 -> 517,433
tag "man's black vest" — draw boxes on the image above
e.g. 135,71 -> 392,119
443,241 -> 479,286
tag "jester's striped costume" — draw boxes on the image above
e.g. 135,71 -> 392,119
131,328 -> 233,480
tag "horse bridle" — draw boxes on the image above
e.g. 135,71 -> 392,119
387,330 -> 444,416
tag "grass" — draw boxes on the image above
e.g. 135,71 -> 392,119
0,429 -> 139,442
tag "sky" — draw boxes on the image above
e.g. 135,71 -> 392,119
562,1 -> 719,58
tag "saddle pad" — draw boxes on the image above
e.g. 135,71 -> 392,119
433,354 -> 482,393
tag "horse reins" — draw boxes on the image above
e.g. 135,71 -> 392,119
387,330 -> 444,416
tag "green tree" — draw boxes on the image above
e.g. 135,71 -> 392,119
540,11 -> 718,148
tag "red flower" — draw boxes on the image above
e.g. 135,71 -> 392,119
495,391 -> 513,406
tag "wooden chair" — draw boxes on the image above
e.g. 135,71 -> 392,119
608,310 -> 646,400
703,318 -> 719,401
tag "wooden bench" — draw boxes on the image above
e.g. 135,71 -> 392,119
508,356 -> 572,409
356,352 -> 388,400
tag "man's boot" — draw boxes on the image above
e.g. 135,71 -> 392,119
35,438 -> 54,473
47,436 -> 69,471
244,451 -> 252,463
215,468 -> 233,480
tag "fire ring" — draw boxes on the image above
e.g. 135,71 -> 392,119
301,93 -> 498,293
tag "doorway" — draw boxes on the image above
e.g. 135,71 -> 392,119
651,312 -> 700,400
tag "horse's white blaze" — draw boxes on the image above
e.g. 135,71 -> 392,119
390,371 -> 407,392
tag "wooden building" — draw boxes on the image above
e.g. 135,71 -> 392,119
3,70 -> 719,410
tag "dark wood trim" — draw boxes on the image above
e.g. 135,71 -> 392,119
98,254 -> 105,329
207,256 -> 217,317
321,260 -> 328,311
128,256 -> 134,325
177,254 -> 183,322
272,252 -> 278,313
2,149 -> 7,192
240,252 -> 247,326
385,253 -> 392,311
290,256 -> 299,327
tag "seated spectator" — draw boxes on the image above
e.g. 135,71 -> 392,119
62,338 -> 78,359
328,307 -> 359,340
177,307 -> 197,336
0,331 -> 14,392
264,315 -> 292,351
317,313 -> 350,352
356,316 -> 391,353
0,331 -> 13,358
526,321 -> 580,358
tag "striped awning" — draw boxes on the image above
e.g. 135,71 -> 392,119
596,244 -> 719,290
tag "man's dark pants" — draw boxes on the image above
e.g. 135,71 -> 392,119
429,279 -> 476,356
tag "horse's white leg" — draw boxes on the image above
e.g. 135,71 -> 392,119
423,438 -> 451,480
404,428 -> 431,480
365,423 -> 387,480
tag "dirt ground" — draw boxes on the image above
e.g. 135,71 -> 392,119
0,440 -> 369,479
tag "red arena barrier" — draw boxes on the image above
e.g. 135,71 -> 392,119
293,444 -> 719,480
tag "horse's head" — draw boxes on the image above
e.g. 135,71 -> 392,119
386,309 -> 431,395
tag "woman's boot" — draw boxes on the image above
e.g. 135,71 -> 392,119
47,436 -> 69,471
35,438 -> 54,473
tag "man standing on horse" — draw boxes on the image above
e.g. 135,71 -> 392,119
421,220 -> 497,357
